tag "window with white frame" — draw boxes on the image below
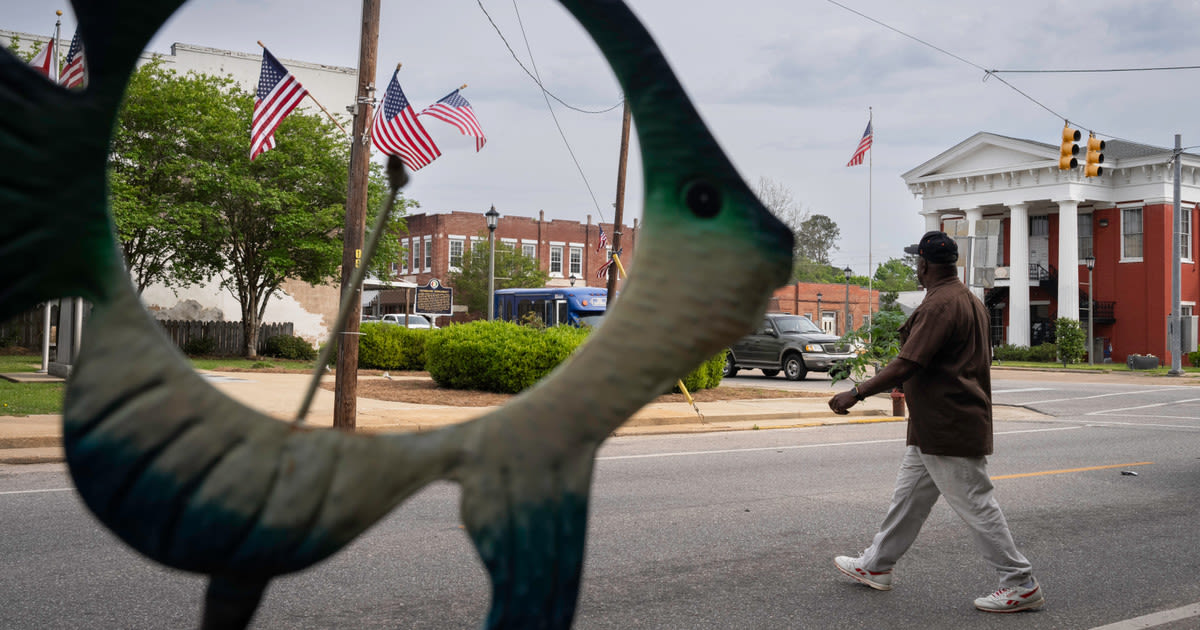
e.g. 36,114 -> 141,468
1183,204 -> 1194,261
390,262 -> 398,276
1078,213 -> 1093,260
522,242 -> 536,259
1122,207 -> 1143,260
448,238 -> 464,271
401,239 -> 409,273
549,245 -> 563,276
411,239 -> 419,271
569,247 -> 582,277
423,236 -> 433,271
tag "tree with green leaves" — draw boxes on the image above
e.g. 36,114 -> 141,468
796,214 -> 841,264
109,63 -> 414,356
873,257 -> 919,311
449,241 -> 549,316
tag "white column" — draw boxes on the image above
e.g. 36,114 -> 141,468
1056,199 -> 1080,322
922,211 -> 941,232
965,207 -> 983,299
1008,203 -> 1031,346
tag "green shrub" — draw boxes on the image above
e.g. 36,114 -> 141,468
1188,350 -> 1200,367
676,351 -> 726,392
1053,318 -> 1086,365
358,322 -> 432,370
425,320 -> 589,393
251,360 -> 275,369
261,334 -> 317,361
992,344 -> 1030,362
1029,342 -> 1058,363
182,336 -> 217,356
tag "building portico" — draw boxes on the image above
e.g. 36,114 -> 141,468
902,132 -> 1200,364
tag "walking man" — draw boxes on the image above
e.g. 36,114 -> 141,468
827,230 -> 1043,613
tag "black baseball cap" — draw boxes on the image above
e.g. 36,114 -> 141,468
904,230 -> 959,263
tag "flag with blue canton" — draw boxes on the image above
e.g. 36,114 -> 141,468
371,69 -> 441,170
250,47 -> 309,160
420,89 -> 486,151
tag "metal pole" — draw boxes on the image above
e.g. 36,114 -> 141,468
1170,134 -> 1183,376
334,0 -> 381,429
488,227 -> 496,320
844,277 -> 851,335
1088,266 -> 1094,366
38,302 -> 51,373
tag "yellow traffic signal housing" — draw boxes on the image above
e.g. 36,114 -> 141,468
1084,134 -> 1105,177
1059,127 -> 1080,170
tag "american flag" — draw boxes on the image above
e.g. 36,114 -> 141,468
846,120 -> 872,167
371,70 -> 441,171
28,37 -> 55,78
59,29 -> 86,88
250,48 -> 309,160
596,225 -> 609,252
596,255 -> 614,280
420,89 -> 486,151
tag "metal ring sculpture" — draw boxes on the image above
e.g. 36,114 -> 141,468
0,1 -> 794,627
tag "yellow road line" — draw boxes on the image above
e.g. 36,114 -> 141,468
993,462 -> 1153,480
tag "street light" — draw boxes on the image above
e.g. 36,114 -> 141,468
1085,255 -> 1095,365
843,266 -> 853,335
816,292 -> 823,325
569,274 -> 576,287
486,205 -> 499,321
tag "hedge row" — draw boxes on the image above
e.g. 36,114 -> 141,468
357,320 -> 724,394
992,343 -> 1059,363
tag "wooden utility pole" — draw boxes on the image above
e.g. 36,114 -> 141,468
606,101 -> 632,301
334,0 -> 380,430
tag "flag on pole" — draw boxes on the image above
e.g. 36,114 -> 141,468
596,225 -> 609,252
596,255 -> 614,279
59,29 -> 86,88
420,89 -> 486,151
371,70 -> 441,171
28,37 -> 56,78
251,47 -> 309,160
845,120 -> 873,167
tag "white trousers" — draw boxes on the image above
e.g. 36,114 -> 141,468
860,446 -> 1034,588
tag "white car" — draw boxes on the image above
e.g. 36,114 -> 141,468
379,313 -> 437,329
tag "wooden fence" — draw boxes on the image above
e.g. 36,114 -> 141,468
158,320 -> 294,356
1,306 -> 292,356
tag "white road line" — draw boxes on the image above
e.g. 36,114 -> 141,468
599,426 -> 1082,461
1024,389 -> 1184,405
1090,602 -> 1200,630
1087,398 -> 1200,416
1084,419 -> 1200,430
994,387 -> 1054,394
0,487 -> 72,496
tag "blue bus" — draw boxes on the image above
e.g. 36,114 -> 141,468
493,287 -> 609,327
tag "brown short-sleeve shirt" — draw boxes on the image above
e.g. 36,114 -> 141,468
897,274 -> 993,457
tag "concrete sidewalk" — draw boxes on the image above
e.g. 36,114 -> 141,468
0,369 -> 1061,465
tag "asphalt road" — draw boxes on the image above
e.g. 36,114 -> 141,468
3,372 -> 1200,629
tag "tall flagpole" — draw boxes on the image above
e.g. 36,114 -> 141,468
867,106 -> 873,329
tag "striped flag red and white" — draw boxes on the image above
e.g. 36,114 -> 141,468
420,89 -> 486,151
59,29 -> 86,88
371,70 -> 441,171
846,120 -> 872,167
596,225 -> 609,252
28,37 -> 55,78
250,47 -> 309,160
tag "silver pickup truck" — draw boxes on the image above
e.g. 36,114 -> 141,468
723,312 -> 856,381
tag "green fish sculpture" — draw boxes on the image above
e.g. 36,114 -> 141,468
0,0 -> 793,627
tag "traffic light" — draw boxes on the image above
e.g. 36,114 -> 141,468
1084,133 -> 1105,177
1059,126 -> 1080,170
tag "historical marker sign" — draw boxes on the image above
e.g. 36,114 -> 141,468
415,278 -> 453,316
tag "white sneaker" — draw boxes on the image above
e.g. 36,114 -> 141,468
974,578 -> 1045,613
833,556 -> 893,591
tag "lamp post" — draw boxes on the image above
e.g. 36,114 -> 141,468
569,274 -> 576,287
1085,255 -> 1095,365
486,205 -> 499,320
816,292 -> 823,325
843,266 -> 853,335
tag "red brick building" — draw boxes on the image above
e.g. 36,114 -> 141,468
387,210 -> 639,318
767,282 -> 882,336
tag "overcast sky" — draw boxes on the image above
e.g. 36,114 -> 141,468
8,0 -> 1200,274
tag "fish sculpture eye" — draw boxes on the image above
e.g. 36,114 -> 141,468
683,180 -> 722,218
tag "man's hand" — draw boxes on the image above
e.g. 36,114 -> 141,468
828,390 -> 859,415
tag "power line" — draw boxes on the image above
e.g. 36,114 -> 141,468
509,0 -> 608,222
992,65 -> 1200,74
476,0 -> 623,115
